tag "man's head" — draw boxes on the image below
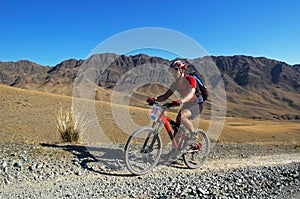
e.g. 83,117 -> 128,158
169,59 -> 187,78
169,59 -> 187,71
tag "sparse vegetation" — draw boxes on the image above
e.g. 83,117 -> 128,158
55,106 -> 89,143
0,84 -> 299,145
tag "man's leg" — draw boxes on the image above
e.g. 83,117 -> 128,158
180,109 -> 194,133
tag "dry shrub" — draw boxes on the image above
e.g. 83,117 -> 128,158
55,107 -> 89,143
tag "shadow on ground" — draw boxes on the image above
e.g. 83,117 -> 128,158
40,143 -> 134,177
40,143 -> 188,176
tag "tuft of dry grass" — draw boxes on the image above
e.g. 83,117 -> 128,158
55,106 -> 89,143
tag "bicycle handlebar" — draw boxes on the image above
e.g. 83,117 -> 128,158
147,101 -> 173,109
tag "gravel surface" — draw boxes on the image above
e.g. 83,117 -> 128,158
0,143 -> 299,198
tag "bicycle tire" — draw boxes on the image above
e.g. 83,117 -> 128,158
124,126 -> 162,175
183,129 -> 210,169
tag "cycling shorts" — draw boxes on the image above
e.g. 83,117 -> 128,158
181,102 -> 203,120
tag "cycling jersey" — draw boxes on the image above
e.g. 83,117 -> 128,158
170,75 -> 197,103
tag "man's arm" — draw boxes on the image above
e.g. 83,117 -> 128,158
156,89 -> 173,101
181,88 -> 196,103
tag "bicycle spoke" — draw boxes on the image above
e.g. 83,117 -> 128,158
183,129 -> 210,169
125,127 -> 161,175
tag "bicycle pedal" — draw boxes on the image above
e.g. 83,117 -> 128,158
190,144 -> 198,150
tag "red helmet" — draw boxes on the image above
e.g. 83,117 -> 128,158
170,59 -> 187,71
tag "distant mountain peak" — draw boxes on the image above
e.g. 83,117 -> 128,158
0,54 -> 299,120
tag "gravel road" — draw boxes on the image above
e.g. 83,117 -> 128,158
0,143 -> 299,198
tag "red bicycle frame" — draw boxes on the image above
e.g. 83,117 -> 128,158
155,108 -> 189,150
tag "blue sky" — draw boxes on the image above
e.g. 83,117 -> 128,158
0,0 -> 299,66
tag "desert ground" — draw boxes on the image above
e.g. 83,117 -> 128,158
0,84 -> 299,146
0,84 -> 299,198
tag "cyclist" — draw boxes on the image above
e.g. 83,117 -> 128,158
147,59 -> 203,140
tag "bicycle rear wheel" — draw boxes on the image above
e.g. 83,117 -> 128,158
124,126 -> 162,175
183,129 -> 210,169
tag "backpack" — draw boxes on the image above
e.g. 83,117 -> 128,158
187,72 -> 208,103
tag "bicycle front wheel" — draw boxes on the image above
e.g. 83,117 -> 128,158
124,126 -> 162,175
183,129 -> 210,169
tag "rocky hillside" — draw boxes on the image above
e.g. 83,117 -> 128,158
0,54 -> 299,120
211,55 -> 300,92
0,60 -> 50,89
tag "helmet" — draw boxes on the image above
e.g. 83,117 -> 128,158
170,59 -> 187,71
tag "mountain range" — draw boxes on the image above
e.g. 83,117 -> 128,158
0,54 -> 299,120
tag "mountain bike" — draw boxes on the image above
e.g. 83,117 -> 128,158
124,101 -> 210,175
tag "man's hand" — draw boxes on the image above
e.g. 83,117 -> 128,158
146,97 -> 156,103
171,100 -> 182,107
146,97 -> 156,105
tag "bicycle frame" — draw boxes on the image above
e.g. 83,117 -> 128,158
151,105 -> 189,150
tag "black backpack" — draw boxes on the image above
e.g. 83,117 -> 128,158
187,72 -> 208,102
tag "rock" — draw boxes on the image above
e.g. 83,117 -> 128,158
1,161 -> 8,169
0,143 -> 300,198
75,170 -> 82,176
29,163 -> 37,171
13,160 -> 23,168
4,178 -> 11,185
37,163 -> 43,169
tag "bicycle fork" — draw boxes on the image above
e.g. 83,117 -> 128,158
140,122 -> 162,153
